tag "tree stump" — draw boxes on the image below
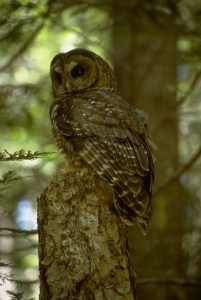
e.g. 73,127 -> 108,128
38,165 -> 137,300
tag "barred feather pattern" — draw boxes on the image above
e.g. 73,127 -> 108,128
50,88 -> 154,233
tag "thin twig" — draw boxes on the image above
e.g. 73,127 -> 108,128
0,23 -> 44,72
0,227 -> 38,236
134,23 -> 174,101
137,277 -> 201,288
153,144 -> 201,196
152,69 -> 201,137
0,2 -> 52,72
0,244 -> 38,254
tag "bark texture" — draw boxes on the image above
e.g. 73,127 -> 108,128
38,164 -> 137,300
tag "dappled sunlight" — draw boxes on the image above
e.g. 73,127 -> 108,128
1,0 -> 201,299
16,200 -> 37,230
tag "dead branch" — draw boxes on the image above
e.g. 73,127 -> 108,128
0,2 -> 52,72
0,227 -> 37,236
137,277 -> 201,288
152,69 -> 201,137
153,144 -> 201,196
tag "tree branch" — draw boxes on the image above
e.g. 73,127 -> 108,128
0,2 -> 53,72
137,277 -> 201,288
152,69 -> 201,137
0,150 -> 54,161
0,274 -> 38,286
0,228 -> 37,236
0,23 -> 44,72
153,144 -> 201,196
0,244 -> 38,254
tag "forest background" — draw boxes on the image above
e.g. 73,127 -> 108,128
0,0 -> 201,299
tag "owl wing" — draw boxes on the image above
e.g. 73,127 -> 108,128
50,89 -> 154,233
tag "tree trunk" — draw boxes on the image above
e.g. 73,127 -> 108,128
38,164 -> 137,300
113,2 -> 185,299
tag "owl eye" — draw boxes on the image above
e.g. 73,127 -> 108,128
55,72 -> 62,84
71,65 -> 86,79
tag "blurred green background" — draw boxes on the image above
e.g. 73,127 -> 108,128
0,0 -> 201,299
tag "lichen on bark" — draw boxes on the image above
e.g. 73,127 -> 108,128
38,165 -> 137,300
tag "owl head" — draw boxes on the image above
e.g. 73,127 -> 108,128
50,48 -> 117,97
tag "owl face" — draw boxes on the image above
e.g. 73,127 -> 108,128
50,48 -> 117,97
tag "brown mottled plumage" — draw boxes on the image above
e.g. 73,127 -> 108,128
49,48 -> 155,233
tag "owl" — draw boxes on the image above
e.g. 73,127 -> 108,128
49,48 -> 155,234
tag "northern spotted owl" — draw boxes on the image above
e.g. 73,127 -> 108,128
50,48 -> 155,233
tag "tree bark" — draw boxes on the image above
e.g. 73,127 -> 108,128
112,2 -> 186,299
38,164 -> 137,300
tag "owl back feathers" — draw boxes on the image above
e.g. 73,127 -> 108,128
50,88 -> 154,233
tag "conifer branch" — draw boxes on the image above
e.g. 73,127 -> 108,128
0,260 -> 13,269
0,274 -> 38,286
0,171 -> 21,190
0,149 -> 54,161
6,290 -> 24,300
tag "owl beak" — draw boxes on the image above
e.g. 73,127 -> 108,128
66,81 -> 72,93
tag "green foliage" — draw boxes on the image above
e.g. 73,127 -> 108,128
0,150 -> 54,162
0,171 -> 21,191
0,0 -> 201,299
